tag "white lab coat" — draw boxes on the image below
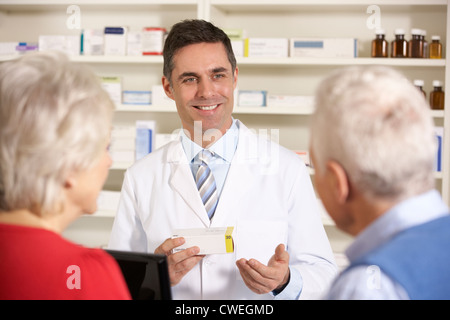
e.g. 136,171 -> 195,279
108,121 -> 337,299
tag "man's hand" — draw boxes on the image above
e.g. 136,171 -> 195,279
236,244 -> 290,294
154,237 -> 204,286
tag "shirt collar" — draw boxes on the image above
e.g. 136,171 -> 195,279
346,189 -> 449,262
180,118 -> 239,163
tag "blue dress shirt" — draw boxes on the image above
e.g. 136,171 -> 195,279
180,119 -> 239,198
325,189 -> 449,299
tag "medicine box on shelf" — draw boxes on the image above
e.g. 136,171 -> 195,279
290,38 -> 357,58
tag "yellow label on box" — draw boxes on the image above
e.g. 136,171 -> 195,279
225,226 -> 234,253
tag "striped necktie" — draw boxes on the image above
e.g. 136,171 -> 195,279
196,150 -> 218,220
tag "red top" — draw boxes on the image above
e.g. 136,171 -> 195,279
0,223 -> 131,300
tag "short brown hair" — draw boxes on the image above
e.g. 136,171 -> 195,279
163,19 -> 237,84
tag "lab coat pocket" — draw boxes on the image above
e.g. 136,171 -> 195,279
235,219 -> 288,266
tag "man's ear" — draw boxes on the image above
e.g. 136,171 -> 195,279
326,160 -> 350,204
161,76 -> 174,100
233,67 -> 239,89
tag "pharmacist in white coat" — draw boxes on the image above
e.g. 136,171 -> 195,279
108,19 -> 336,300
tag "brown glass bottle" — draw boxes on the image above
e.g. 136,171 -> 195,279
371,29 -> 388,58
430,35 -> 442,59
413,80 -> 426,99
391,29 -> 408,58
421,30 -> 428,58
408,28 -> 423,58
430,80 -> 445,110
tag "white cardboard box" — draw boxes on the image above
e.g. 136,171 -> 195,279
104,27 -> 127,56
238,90 -> 267,107
244,38 -> 289,58
100,76 -> 122,105
268,95 -> 314,108
290,38 -> 357,58
82,29 -> 104,55
39,35 -> 80,56
123,90 -> 151,105
172,227 -> 234,255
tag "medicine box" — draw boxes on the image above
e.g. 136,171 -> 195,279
0,42 -> 19,55
38,35 -> 80,56
268,95 -> 314,109
82,29 -> 104,55
290,38 -> 357,58
238,90 -> 267,107
127,31 -> 142,56
123,91 -> 151,105
100,76 -> 122,105
110,125 -> 135,168
231,41 -> 244,58
224,29 -> 245,58
104,27 -> 127,56
135,120 -> 155,161
172,227 -> 234,255
142,27 -> 166,55
244,38 -> 289,58
15,43 -> 38,54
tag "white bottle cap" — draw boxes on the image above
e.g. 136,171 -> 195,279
432,35 -> 441,41
375,29 -> 385,35
413,80 -> 424,87
394,28 -> 405,35
411,28 -> 421,35
432,80 -> 442,87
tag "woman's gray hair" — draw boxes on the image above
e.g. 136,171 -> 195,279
310,66 -> 436,200
0,51 -> 114,215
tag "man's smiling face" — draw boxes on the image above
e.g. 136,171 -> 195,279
162,42 -> 238,144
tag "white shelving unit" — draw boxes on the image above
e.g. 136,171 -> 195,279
0,1 -> 448,257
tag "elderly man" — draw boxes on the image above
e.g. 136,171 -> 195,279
310,66 -> 450,300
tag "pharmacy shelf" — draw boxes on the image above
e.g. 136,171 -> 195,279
116,104 -> 445,118
237,57 -> 446,68
210,0 -> 447,10
72,55 -> 164,64
77,56 -> 447,67
0,0 -> 199,11
0,55 -> 165,63
0,55 -> 445,68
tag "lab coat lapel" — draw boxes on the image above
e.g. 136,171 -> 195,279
211,123 -> 258,226
167,141 -> 210,227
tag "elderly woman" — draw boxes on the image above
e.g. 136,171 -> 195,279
0,51 -> 130,299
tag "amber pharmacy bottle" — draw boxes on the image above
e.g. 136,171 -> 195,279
408,28 -> 423,58
371,29 -> 388,58
413,80 -> 426,99
391,29 -> 408,58
430,35 -> 442,59
421,30 -> 428,58
430,81 -> 445,110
